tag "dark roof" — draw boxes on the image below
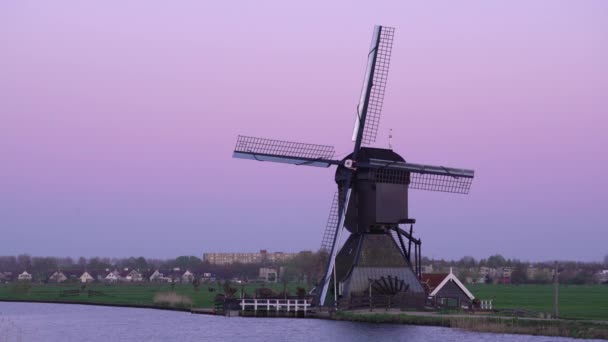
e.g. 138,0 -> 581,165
421,273 -> 448,293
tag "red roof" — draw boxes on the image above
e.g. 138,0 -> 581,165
420,273 -> 448,293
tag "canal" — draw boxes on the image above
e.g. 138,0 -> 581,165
0,302 -> 602,341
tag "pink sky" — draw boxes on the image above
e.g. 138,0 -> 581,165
1,1 -> 607,261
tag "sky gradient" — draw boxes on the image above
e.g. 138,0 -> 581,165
1,1 -> 607,261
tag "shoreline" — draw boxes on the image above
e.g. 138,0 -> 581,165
2,299 -> 608,339
0,298 -> 192,314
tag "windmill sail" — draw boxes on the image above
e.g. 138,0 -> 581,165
363,159 -> 474,194
233,135 -> 339,168
320,192 -> 340,253
318,183 -> 352,306
352,26 -> 395,147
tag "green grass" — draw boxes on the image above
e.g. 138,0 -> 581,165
0,282 -> 308,309
468,284 -> 608,320
2,283 -> 606,322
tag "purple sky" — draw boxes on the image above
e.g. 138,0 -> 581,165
1,1 -> 607,261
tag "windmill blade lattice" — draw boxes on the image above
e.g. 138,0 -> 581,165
233,135 -> 338,168
320,192 -> 340,253
361,27 -> 395,145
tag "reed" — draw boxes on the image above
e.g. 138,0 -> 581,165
152,291 -> 193,308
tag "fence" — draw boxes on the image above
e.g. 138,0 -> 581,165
239,298 -> 312,316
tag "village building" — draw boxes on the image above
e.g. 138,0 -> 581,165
421,264 -> 433,273
259,267 -> 278,283
181,270 -> 195,283
421,268 -> 475,308
17,271 -> 32,281
201,272 -> 215,282
595,270 -> 608,284
0,272 -> 13,283
203,250 -> 297,265
80,271 -> 95,283
48,271 -> 67,283
104,270 -> 120,283
122,269 -> 144,282
501,267 -> 515,283
149,270 -> 163,282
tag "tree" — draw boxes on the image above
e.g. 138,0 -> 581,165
510,267 -> 528,284
604,254 -> 608,266
487,254 -> 506,268
0,256 -> 17,272
459,256 -> 477,268
78,257 -> 88,267
16,254 -> 32,271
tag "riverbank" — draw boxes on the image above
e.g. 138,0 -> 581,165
2,297 -> 608,339
332,310 -> 608,340
3,302 -> 574,342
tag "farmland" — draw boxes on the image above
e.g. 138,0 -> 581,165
468,284 -> 608,320
0,282 -> 307,310
1,283 -> 607,321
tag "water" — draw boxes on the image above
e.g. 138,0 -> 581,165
0,302 -> 601,342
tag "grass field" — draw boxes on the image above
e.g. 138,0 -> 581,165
468,284 -> 608,321
2,283 -> 607,321
0,282 -> 307,309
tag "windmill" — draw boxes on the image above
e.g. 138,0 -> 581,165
232,25 -> 475,307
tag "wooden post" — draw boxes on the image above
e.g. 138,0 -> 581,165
369,281 -> 373,312
554,261 -> 559,319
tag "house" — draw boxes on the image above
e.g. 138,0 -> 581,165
181,270 -> 195,283
149,270 -> 164,282
595,270 -> 608,284
421,264 -> 434,274
104,270 -> 120,283
259,267 -> 278,283
201,272 -> 216,282
421,268 -> 475,308
122,269 -> 143,282
168,268 -> 184,283
48,271 -> 68,283
501,267 -> 516,284
0,272 -> 13,283
80,271 -> 95,283
17,271 -> 32,281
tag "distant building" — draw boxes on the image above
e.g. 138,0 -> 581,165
104,270 -> 120,283
0,272 -> 13,283
80,271 -> 95,283
421,264 -> 433,274
595,270 -> 608,284
48,271 -> 67,283
203,250 -> 297,265
259,267 -> 278,283
421,268 -> 474,308
123,269 -> 144,282
17,271 -> 32,281
182,270 -> 195,283
501,267 -> 516,284
149,270 -> 164,282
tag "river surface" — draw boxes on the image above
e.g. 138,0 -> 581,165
0,302 -> 602,342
